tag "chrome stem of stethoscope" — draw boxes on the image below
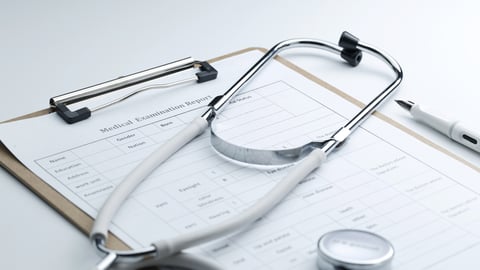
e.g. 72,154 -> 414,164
93,236 -> 156,270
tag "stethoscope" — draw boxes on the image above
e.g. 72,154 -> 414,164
90,31 -> 403,270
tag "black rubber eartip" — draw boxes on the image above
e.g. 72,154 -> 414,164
339,31 -> 360,50
341,49 -> 363,67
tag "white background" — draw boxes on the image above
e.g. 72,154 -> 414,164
1,1 -> 479,269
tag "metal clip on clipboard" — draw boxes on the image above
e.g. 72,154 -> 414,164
49,58 -> 218,124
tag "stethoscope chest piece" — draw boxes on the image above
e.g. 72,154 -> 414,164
317,229 -> 394,270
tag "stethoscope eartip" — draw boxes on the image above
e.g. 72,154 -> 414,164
317,229 -> 394,270
339,31 -> 360,50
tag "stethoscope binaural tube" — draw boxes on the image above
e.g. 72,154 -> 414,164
210,32 -> 403,165
90,31 -> 403,270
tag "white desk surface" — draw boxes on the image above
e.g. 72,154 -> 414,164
1,1 -> 479,269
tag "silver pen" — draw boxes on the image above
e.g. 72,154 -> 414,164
396,100 -> 480,153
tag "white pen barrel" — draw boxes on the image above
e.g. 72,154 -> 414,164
410,104 -> 480,153
450,122 -> 480,152
410,104 -> 452,135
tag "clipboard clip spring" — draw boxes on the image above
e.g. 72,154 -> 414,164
49,58 -> 218,124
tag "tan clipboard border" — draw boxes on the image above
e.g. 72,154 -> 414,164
1,47 -> 479,251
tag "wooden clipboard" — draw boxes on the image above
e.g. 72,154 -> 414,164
1,47 -> 478,251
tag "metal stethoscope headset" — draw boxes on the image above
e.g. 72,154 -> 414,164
89,31 -> 403,270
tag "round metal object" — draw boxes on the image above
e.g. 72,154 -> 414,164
317,229 -> 394,270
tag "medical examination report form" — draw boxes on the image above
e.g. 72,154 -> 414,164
1,50 -> 480,269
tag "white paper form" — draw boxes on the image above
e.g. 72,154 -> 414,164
1,50 -> 480,270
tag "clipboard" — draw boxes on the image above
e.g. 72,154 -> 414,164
1,47 -> 479,252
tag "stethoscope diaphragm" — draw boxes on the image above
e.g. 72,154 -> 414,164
317,229 -> 394,270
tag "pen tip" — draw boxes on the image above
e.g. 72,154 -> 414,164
395,99 -> 414,111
